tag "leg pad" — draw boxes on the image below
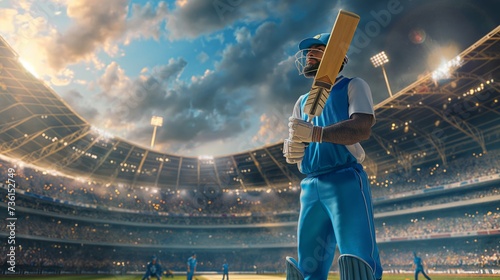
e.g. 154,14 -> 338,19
286,256 -> 304,280
338,254 -> 375,280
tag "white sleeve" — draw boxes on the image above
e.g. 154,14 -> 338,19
292,94 -> 306,119
348,77 -> 376,125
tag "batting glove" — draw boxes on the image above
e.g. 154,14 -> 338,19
283,139 -> 306,164
288,117 -> 323,143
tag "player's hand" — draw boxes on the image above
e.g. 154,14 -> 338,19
283,139 -> 306,164
288,117 -> 323,143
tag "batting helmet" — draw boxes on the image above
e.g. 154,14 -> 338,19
298,33 -> 349,65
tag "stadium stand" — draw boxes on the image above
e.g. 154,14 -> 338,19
0,22 -> 499,276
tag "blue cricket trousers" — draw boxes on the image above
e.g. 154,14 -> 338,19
297,163 -> 383,280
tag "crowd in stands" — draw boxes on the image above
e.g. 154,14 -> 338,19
373,184 -> 499,213
375,205 -> 500,239
1,157 -> 302,216
1,150 -> 499,220
8,213 -> 297,246
3,182 -> 498,225
370,149 -> 500,197
1,202 -> 497,247
1,150 -> 499,215
1,189 -> 300,225
1,237 -> 498,273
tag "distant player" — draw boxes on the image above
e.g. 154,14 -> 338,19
187,253 -> 197,280
142,255 -> 162,280
413,252 -> 431,280
221,259 -> 229,280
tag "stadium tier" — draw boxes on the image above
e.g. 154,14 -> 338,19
0,22 -> 499,276
1,148 -> 499,274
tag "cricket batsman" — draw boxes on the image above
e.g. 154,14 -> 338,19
283,32 -> 383,280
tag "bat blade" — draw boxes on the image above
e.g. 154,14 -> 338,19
304,10 -> 360,122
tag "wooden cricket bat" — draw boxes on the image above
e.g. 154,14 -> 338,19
304,10 -> 360,122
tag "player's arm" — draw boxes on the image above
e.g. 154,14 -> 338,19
289,77 -> 375,144
323,77 -> 375,144
320,113 -> 373,145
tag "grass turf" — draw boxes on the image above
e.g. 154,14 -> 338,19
2,274 -> 500,280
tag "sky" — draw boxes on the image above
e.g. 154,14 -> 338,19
0,0 -> 499,157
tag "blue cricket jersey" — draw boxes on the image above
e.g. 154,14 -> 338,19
299,77 -> 358,175
188,257 -> 197,269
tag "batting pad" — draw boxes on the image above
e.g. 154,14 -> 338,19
338,254 -> 375,280
286,256 -> 304,280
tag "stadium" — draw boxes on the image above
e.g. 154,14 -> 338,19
0,5 -> 499,280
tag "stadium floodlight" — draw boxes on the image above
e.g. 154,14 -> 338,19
431,56 -> 461,81
370,51 -> 393,97
150,116 -> 163,149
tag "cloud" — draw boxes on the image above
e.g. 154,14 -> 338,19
42,0 -> 168,70
196,51 -> 209,63
165,1 -> 237,40
42,0 -> 129,70
96,64 -> 184,138
252,113 -> 288,146
0,9 -> 18,33
156,57 -> 187,82
165,0 -> 341,40
92,56 -> 255,152
50,68 -> 75,86
125,1 -> 169,44
99,61 -> 129,93
165,0 -> 273,40
61,89 -> 100,123
234,27 -> 251,43
95,58 -> 187,135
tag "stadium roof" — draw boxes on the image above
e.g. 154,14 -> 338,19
0,26 -> 499,190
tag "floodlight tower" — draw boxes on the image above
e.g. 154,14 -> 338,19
150,116 -> 163,149
370,51 -> 393,97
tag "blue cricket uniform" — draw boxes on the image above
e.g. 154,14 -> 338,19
222,262 -> 229,280
187,256 -> 197,280
292,76 -> 383,280
142,260 -> 162,280
414,255 -> 431,280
